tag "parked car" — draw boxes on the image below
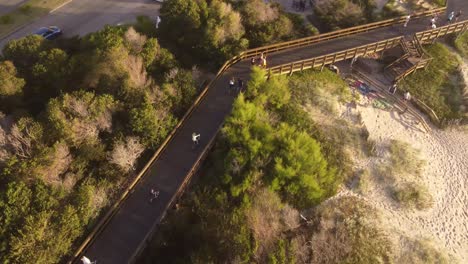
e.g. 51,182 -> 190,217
34,26 -> 62,40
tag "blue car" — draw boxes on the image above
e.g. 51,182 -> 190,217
34,26 -> 62,40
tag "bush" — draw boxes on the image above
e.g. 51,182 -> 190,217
309,196 -> 394,263
314,0 -> 367,30
159,0 -> 248,66
453,32 -> 468,58
400,43 -> 464,120
393,182 -> 433,209
388,140 -> 425,177
19,4 -> 32,14
0,15 -> 13,24
399,239 -> 450,264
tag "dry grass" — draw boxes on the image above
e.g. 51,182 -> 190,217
398,238 -> 452,264
0,0 -> 71,38
393,182 -> 434,210
388,139 -> 425,177
246,188 -> 299,262
309,196 -> 393,264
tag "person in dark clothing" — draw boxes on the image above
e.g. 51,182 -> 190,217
455,10 -> 462,22
237,78 -> 244,93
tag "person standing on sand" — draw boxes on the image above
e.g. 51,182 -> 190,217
404,14 -> 411,27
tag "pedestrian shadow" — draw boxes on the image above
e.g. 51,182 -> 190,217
389,108 -> 425,133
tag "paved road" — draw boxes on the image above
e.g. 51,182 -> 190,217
0,0 -> 28,16
0,0 -> 161,50
80,7 -> 468,264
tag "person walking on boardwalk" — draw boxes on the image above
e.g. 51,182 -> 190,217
403,14 -> 411,27
229,77 -> 235,94
81,256 -> 97,264
149,188 -> 160,203
454,10 -> 462,22
429,16 -> 437,29
192,132 -> 200,147
237,78 -> 244,93
389,83 -> 397,95
259,53 -> 267,68
447,11 -> 455,24
251,57 -> 256,66
404,91 -> 411,102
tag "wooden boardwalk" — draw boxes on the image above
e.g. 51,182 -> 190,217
79,5 -> 467,264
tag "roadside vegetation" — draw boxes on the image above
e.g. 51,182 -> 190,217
158,0 -> 313,67
313,0 -> 377,30
0,25 -> 199,263
400,43 -> 466,122
0,0 -> 70,38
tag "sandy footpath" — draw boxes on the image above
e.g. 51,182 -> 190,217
337,103 -> 468,261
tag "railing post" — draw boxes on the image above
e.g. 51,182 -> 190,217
279,65 -> 283,75
363,46 -> 369,57
290,62 -> 294,76
301,61 -> 304,72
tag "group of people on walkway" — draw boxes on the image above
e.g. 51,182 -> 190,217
404,10 -> 462,29
428,10 -> 462,29
228,77 -> 245,94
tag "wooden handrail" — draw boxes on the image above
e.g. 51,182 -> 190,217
414,98 -> 440,125
416,20 -> 468,43
267,37 -> 402,77
69,5 -> 456,263
237,7 -> 445,59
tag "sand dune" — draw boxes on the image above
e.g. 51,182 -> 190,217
338,103 -> 468,262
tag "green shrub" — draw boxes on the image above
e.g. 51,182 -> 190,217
400,43 -> 464,121
0,15 -> 13,24
393,182 -> 433,209
428,0 -> 446,7
399,239 -> 451,264
314,0 -> 369,30
19,4 -> 32,14
453,32 -> 468,58
309,196 -> 394,263
388,140 -> 425,177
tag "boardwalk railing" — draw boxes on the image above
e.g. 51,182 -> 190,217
416,20 -> 468,43
266,37 -> 402,77
394,57 -> 431,82
353,70 -> 432,132
237,7 -> 445,59
69,7 -> 451,263
413,98 -> 441,126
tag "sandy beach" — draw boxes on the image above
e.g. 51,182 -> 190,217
336,100 -> 468,261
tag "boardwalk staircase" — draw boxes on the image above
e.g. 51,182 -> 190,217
384,36 -> 432,82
